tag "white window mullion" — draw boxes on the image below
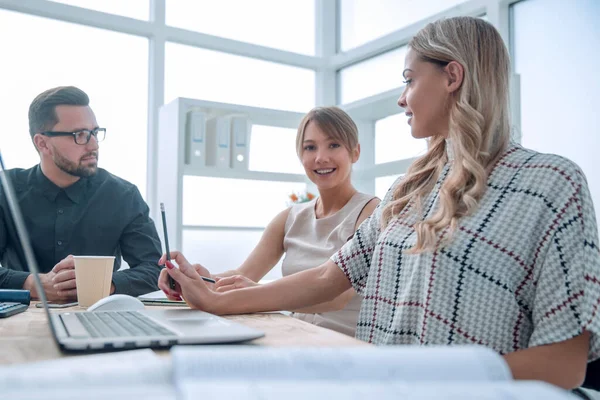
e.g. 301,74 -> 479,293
315,0 -> 337,107
147,0 -> 166,212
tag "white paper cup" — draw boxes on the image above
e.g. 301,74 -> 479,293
73,256 -> 115,307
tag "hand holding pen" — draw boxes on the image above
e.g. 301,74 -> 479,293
158,251 -> 216,300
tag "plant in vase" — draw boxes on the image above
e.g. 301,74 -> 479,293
288,190 -> 316,206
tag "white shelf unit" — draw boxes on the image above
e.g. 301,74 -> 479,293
155,97 -> 309,250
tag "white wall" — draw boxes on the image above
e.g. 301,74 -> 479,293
513,0 -> 600,227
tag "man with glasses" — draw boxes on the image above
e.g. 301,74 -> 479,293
0,86 -> 162,301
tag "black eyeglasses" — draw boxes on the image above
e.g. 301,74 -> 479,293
40,128 -> 106,145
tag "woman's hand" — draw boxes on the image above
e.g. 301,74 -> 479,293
214,275 -> 258,292
157,267 -> 183,300
158,251 -> 217,310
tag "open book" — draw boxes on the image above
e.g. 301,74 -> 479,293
0,346 -> 578,399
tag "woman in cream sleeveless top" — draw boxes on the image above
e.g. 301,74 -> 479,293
283,191 -> 375,336
162,106 -> 379,337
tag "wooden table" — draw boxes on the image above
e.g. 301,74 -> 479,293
0,303 -> 369,365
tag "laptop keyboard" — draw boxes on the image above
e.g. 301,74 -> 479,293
75,311 -> 175,338
0,302 -> 28,318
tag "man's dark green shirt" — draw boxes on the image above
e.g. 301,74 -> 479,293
0,165 -> 162,296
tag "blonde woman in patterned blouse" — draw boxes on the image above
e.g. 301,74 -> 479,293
159,17 -> 600,389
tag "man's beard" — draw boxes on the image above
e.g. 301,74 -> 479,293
53,151 -> 98,178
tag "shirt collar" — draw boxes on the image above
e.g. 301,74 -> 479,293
34,164 -> 86,204
35,165 -> 60,202
63,177 -> 86,204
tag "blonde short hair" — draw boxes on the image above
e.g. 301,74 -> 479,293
296,106 -> 359,157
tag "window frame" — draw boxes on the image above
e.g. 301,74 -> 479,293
0,0 -> 522,258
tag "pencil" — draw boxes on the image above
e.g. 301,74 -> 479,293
160,203 -> 215,287
160,203 -> 177,290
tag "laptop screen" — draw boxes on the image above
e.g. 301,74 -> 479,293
0,152 -> 59,340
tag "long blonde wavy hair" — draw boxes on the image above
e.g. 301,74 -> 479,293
381,16 -> 512,252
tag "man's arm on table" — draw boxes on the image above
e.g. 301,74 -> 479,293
0,201 -> 31,289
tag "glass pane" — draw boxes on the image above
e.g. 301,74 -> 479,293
512,0 -> 600,226
165,43 -> 315,112
0,10 -> 149,197
340,0 -> 469,51
166,0 -> 315,55
375,174 -> 402,200
339,46 -> 407,104
182,229 -> 283,281
375,114 -> 428,164
182,177 -> 306,227
49,0 -> 149,20
249,125 -> 304,174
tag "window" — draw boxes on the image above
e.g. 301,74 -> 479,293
182,177 -> 306,227
166,0 -> 315,55
182,229 -> 283,280
249,125 -> 304,175
375,174 -> 402,200
512,0 -> 600,225
375,114 -> 427,164
339,46 -> 407,104
49,0 -> 149,20
0,10 -> 149,197
340,0 -> 469,51
181,176 -> 304,281
165,43 -> 315,112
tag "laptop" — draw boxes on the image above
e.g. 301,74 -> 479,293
0,152 -> 264,352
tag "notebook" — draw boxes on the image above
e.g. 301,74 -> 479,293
138,290 -> 187,306
0,152 -> 264,352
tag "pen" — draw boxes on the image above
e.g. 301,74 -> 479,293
160,203 -> 177,290
160,203 -> 216,286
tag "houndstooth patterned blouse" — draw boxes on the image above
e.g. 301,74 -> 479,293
333,141 -> 600,359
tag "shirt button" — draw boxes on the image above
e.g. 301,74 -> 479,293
58,209 -> 64,214
57,241 -> 63,246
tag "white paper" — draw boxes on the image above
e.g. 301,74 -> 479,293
0,349 -> 171,389
139,290 -> 168,300
171,345 -> 512,383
